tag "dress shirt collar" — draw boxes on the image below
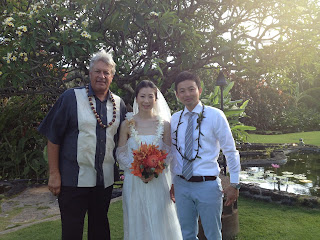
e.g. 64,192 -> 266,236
183,101 -> 203,116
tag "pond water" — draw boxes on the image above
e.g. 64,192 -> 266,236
240,152 -> 320,197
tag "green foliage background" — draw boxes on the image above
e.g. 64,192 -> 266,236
0,96 -> 47,180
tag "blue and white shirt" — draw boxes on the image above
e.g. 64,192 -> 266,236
38,84 -> 127,188
171,101 -> 241,183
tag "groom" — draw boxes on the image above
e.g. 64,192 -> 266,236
170,71 -> 241,240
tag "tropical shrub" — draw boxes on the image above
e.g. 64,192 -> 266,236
230,74 -> 295,131
273,107 -> 320,133
0,96 -> 47,180
201,81 -> 256,142
297,87 -> 320,111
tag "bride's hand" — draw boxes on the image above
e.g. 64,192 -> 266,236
140,175 -> 154,183
170,184 -> 175,203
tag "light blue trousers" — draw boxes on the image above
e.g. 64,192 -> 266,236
174,176 -> 223,240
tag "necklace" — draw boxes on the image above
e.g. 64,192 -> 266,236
127,113 -> 164,146
86,85 -> 117,128
172,105 -> 205,162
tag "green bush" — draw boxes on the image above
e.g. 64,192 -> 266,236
0,95 -> 47,180
230,75 -> 320,133
230,75 -> 295,131
297,87 -> 320,111
273,107 -> 320,133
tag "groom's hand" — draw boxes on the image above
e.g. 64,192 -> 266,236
170,184 -> 175,203
223,185 -> 239,206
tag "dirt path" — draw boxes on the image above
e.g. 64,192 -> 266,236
0,185 -> 122,236
0,185 -> 60,235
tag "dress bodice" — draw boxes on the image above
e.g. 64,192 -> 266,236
126,112 -> 165,150
127,135 -> 163,152
116,113 -> 168,171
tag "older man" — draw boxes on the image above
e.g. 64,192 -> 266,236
38,50 -> 127,240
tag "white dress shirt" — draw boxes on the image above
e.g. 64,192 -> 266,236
171,101 -> 241,183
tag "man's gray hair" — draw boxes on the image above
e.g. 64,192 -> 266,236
89,50 -> 116,75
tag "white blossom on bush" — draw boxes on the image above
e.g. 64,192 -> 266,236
18,26 -> 28,32
82,21 -> 89,28
19,52 -> 27,57
81,31 -> 91,39
150,11 -> 159,17
3,17 -> 15,27
16,30 -> 23,36
52,4 -> 60,10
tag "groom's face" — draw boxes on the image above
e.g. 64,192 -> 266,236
176,80 -> 202,111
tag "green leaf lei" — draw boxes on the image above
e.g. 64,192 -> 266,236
172,105 -> 205,162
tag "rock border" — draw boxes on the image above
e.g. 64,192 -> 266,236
240,183 -> 320,208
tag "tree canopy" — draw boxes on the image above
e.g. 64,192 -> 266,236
1,0 -> 319,105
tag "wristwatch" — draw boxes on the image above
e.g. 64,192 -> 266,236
230,183 -> 241,190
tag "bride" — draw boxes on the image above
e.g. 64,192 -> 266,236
116,80 -> 182,240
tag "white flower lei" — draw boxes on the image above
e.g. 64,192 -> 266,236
126,112 -> 164,146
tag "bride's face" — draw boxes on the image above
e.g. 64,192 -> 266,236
136,87 -> 157,112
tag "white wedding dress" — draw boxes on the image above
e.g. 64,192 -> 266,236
116,114 -> 182,240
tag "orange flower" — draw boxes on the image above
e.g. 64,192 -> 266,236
62,72 -> 68,81
144,154 -> 161,168
130,143 -> 168,178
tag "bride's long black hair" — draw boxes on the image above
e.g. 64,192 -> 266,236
135,80 -> 158,99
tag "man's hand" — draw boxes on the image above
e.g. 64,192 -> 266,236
48,172 -> 61,196
223,185 -> 239,206
170,184 -> 175,203
47,140 -> 61,196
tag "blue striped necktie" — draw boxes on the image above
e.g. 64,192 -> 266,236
182,112 -> 196,180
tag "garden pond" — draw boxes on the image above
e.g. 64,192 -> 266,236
240,152 -> 320,197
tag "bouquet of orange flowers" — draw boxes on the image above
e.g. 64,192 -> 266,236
130,143 -> 168,179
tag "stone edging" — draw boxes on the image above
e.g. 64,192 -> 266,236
240,183 -> 320,208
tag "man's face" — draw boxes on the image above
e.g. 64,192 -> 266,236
176,80 -> 202,111
89,60 -> 114,95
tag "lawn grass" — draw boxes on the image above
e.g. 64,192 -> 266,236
236,196 -> 320,240
1,197 -> 320,240
0,220 -> 61,240
248,131 -> 320,147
